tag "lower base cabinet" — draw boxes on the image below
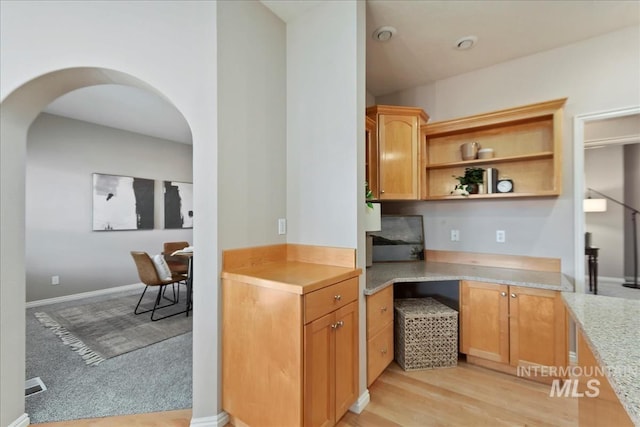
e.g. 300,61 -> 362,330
223,276 -> 359,427
366,286 -> 394,386
305,301 -> 359,427
460,280 -> 567,381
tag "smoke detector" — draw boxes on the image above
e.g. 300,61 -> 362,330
455,35 -> 478,50
372,26 -> 397,42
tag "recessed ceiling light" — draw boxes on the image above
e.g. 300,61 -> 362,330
372,26 -> 397,42
455,35 -> 478,50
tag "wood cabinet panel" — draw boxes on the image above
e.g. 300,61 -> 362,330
366,105 -> 428,201
222,279 -> 303,427
304,312 -> 335,427
460,280 -> 567,380
509,286 -> 566,373
334,301 -> 359,421
460,280 -> 509,363
365,116 -> 379,199
366,285 -> 393,338
367,322 -> 394,387
305,277 -> 359,324
379,114 -> 419,199
577,331 -> 633,427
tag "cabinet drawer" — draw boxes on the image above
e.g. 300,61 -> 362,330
367,321 -> 394,387
305,277 -> 358,324
366,286 -> 393,338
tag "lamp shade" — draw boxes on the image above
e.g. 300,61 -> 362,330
364,203 -> 381,232
583,198 -> 607,212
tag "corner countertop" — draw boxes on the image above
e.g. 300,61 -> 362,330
365,261 -> 573,295
562,292 -> 639,426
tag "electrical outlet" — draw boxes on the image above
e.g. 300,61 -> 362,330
51,275 -> 60,285
450,229 -> 460,242
278,218 -> 286,235
496,230 -> 506,243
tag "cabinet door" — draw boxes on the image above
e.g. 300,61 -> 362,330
509,286 -> 567,372
304,312 -> 335,427
460,280 -> 509,363
378,114 -> 419,200
367,322 -> 393,387
334,301 -> 359,421
365,116 -> 379,199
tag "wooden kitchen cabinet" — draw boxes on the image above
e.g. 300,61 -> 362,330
222,244 -> 361,427
421,98 -> 566,200
365,116 -> 379,200
366,285 -> 394,386
460,280 -> 567,382
366,105 -> 429,200
305,301 -> 359,427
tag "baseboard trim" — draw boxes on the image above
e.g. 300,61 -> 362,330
349,389 -> 370,414
26,283 -> 141,308
8,413 -> 30,427
584,276 -> 625,286
190,411 -> 229,427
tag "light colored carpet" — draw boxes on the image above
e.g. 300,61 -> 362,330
26,288 -> 192,423
35,286 -> 192,365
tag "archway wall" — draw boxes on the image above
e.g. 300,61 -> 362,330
0,2 -> 219,425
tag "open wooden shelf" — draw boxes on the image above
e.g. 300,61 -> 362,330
420,98 -> 567,200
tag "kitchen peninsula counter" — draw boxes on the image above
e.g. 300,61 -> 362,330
365,259 -> 573,295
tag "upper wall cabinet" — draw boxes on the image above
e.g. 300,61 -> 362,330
366,105 -> 430,200
421,98 -> 567,200
365,116 -> 379,199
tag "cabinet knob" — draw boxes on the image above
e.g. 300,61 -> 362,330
380,306 -> 387,313
336,320 -> 344,329
331,323 -> 338,330
381,348 -> 387,355
511,293 -> 517,298
500,292 -> 507,297
334,294 -> 342,301
381,190 -> 385,194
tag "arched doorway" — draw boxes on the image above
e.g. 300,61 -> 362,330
1,67 -> 195,425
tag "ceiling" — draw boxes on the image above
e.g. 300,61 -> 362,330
42,1 -> 640,143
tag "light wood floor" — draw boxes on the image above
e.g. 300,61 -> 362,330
33,361 -> 577,426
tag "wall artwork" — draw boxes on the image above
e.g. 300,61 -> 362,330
164,181 -> 193,229
371,215 -> 425,262
92,173 -> 154,231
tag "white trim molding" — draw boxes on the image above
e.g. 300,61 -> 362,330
349,389 -> 370,414
190,411 -> 229,427
573,105 -> 640,295
585,134 -> 640,148
8,413 -> 29,427
25,283 -> 141,308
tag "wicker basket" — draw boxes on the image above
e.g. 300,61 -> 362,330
394,298 -> 458,371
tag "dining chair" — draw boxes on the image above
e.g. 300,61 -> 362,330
130,251 -> 189,321
163,241 -> 190,276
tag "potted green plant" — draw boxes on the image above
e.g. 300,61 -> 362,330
453,167 -> 484,195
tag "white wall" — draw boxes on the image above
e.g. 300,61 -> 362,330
378,25 -> 640,281
286,0 -> 367,399
0,1 -> 219,425
26,113 -> 193,301
217,1 -> 286,251
286,1 -> 360,249
585,145 -> 624,278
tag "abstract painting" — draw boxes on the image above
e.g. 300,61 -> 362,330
371,215 -> 425,262
92,173 -> 154,231
164,181 -> 193,229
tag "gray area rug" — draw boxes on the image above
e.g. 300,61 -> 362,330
26,288 -> 192,423
35,287 -> 192,365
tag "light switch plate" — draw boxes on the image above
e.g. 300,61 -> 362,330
278,218 -> 286,235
